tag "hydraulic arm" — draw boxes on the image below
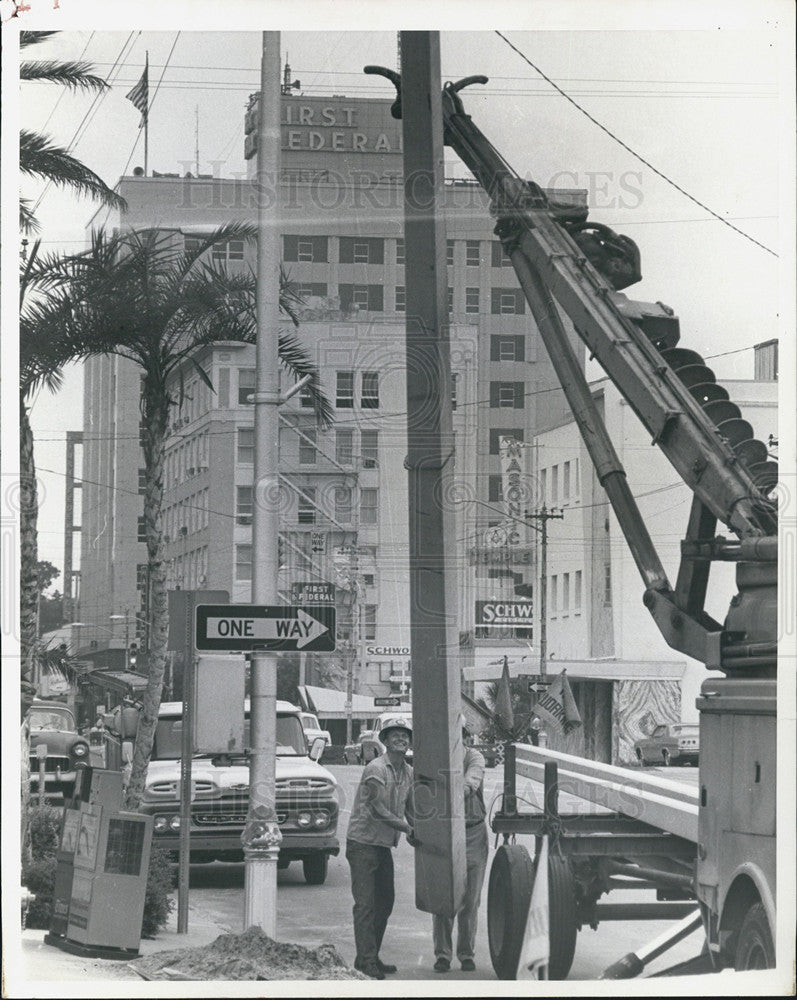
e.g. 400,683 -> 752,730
365,65 -> 778,672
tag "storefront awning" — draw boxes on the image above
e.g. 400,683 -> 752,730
298,685 -> 378,720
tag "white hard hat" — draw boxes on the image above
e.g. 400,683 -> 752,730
378,714 -> 413,743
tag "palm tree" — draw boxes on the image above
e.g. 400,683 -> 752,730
476,678 -> 534,742
29,224 -> 332,807
19,31 -> 126,233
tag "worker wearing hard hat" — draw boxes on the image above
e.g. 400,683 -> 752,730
431,716 -> 489,973
345,714 -> 414,980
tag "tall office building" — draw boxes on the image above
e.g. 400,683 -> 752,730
77,86 -> 585,702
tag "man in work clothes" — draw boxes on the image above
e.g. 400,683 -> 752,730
432,722 -> 489,973
345,714 -> 413,980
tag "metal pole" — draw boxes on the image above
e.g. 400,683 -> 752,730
243,30 -> 282,936
539,509 -> 547,678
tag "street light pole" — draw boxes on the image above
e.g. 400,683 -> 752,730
243,30 -> 282,936
524,506 -> 563,678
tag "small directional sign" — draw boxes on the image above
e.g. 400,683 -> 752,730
195,604 -> 335,652
528,678 -> 552,694
374,696 -> 401,707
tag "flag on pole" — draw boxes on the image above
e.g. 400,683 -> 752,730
516,835 -> 549,979
494,655 -> 515,736
533,669 -> 582,735
126,55 -> 149,128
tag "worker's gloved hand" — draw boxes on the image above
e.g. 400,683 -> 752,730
406,829 -> 421,848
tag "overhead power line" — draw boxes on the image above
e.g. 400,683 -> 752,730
493,30 -> 777,259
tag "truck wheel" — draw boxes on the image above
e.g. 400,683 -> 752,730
734,903 -> 774,970
548,855 -> 578,980
487,844 -> 534,979
302,853 -> 329,885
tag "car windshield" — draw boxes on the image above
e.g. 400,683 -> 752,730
152,713 -> 308,760
29,709 -> 74,731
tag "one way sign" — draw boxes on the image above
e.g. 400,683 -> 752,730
195,604 -> 336,652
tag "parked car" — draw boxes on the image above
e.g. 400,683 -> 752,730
26,700 -> 90,800
634,723 -> 699,767
299,712 -> 332,747
137,700 -> 340,883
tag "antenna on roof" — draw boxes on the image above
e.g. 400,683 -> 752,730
282,54 -> 301,95
194,106 -> 200,178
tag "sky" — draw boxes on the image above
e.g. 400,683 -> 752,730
3,1 -> 794,582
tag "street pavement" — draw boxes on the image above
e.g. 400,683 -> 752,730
8,762 -> 710,993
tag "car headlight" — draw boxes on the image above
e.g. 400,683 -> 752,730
72,743 -> 88,757
169,815 -> 181,830
297,811 -> 312,828
154,816 -> 169,833
313,811 -> 329,828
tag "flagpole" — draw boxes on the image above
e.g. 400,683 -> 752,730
144,52 -> 149,177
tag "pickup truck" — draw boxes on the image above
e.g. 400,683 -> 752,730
138,700 -> 340,883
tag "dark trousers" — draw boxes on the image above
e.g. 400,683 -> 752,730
346,839 -> 395,964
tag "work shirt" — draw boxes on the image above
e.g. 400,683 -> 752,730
347,753 -> 413,848
463,746 -> 487,829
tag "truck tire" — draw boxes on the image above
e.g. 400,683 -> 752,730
734,902 -> 774,970
302,853 -> 329,885
487,844 -> 534,979
547,855 -> 578,980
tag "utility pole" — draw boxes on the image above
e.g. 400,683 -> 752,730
243,30 -> 282,936
525,506 -> 563,678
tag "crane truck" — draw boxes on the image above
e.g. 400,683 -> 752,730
365,64 -> 779,978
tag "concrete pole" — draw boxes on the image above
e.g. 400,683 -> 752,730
243,30 -> 282,936
401,31 -> 465,917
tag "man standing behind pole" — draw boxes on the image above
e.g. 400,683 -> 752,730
345,714 -> 414,980
431,717 -> 489,973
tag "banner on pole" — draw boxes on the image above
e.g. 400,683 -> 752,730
533,669 -> 582,734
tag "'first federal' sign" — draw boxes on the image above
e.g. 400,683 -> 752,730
195,604 -> 336,652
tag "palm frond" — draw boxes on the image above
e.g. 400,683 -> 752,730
20,130 -> 126,211
20,31 -> 58,49
20,61 -> 110,91
19,199 -> 40,235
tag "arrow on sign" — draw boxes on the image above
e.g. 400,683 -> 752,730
206,609 -> 327,649
528,681 -> 552,694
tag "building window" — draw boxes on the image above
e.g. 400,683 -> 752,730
551,465 -> 559,504
363,573 -> 375,587
293,281 -> 328,298
363,605 -> 377,641
138,468 -> 147,494
488,476 -> 503,503
448,286 -> 454,313
395,285 -> 405,312
550,575 -> 558,615
490,381 -> 525,409
184,235 -> 202,255
298,489 -> 316,525
339,283 -> 384,312
238,368 -> 256,404
489,428 -> 524,454
336,371 -> 354,408
451,372 -> 458,411
574,570 -> 582,612
540,468 -> 547,504
563,572 -> 570,614
299,383 -> 314,408
491,241 -> 513,267
491,335 -> 525,362
336,429 -> 354,465
339,236 -> 384,265
604,563 -> 612,605
299,428 -> 317,465
361,487 -> 378,524
466,240 -> 481,266
361,372 -> 379,409
212,239 -> 244,262
237,428 -> 254,464
396,239 -> 405,265
491,288 -> 525,315
447,240 -> 455,266
361,429 -> 378,468
236,486 -> 253,525
465,287 -> 480,313
334,486 -> 352,524
236,544 -> 252,581
283,235 -> 328,263
137,516 -> 147,543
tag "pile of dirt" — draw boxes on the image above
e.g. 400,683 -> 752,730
130,926 -> 367,981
